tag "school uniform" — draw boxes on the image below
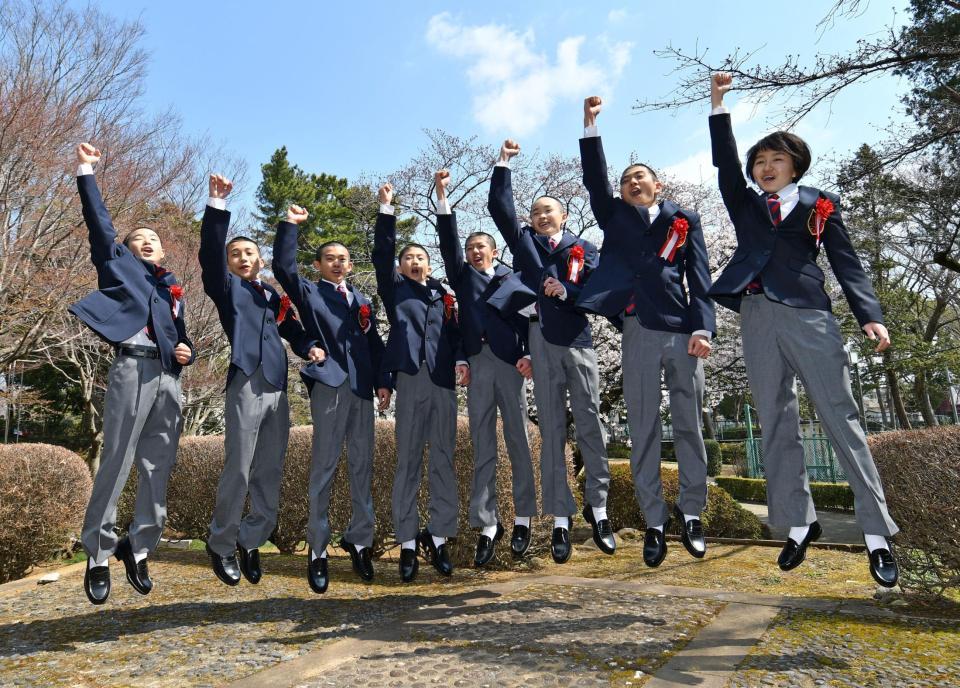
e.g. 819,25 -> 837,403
436,206 -> 536,530
69,168 -> 195,567
199,201 -> 312,562
372,208 -> 462,544
273,222 -> 391,557
707,110 -> 898,538
486,163 -> 610,520
577,130 -> 716,529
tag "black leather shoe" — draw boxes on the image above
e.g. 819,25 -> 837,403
510,524 -> 531,557
116,537 -> 152,595
583,505 -> 616,555
866,541 -> 899,588
674,505 -> 706,559
341,538 -> 374,582
643,524 -> 668,568
399,547 -> 419,583
551,525 -> 572,564
777,521 -> 822,571
307,548 -> 329,594
474,523 -> 505,567
237,544 -> 262,584
417,528 -> 454,576
84,562 -> 110,605
206,544 -> 241,586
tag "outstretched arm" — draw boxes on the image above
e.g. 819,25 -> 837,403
435,169 -> 465,285
579,96 -> 617,226
708,72 -> 749,216
487,140 -> 524,252
372,183 -> 401,320
272,204 -> 314,311
198,174 -> 234,300
74,143 -> 120,269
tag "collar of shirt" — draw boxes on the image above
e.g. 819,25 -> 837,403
768,182 -> 800,219
251,279 -> 271,301
645,202 -> 661,223
322,278 -> 353,302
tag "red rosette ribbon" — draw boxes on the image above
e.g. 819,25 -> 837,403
808,197 -> 834,248
168,284 -> 184,317
658,217 -> 689,262
358,303 -> 371,330
443,293 -> 457,322
566,244 -> 585,284
277,294 -> 293,324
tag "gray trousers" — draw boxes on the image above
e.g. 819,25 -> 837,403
623,317 -> 708,526
467,345 -> 537,528
307,380 -> 376,552
528,326 -> 609,517
207,367 -> 289,556
82,354 -> 182,561
392,365 -> 458,542
741,295 -> 898,536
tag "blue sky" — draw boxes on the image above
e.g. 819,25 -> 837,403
70,1 -> 910,210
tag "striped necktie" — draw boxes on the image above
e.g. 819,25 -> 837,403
767,193 -> 782,226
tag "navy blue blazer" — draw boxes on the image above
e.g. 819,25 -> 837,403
273,221 -> 391,401
708,113 -> 883,326
372,212 -> 462,390
68,174 -> 195,376
436,212 -> 529,365
486,165 -> 598,348
198,206 -> 312,392
576,135 -> 716,336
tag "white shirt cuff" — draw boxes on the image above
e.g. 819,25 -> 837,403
558,285 -> 568,301
77,163 -> 94,176
379,203 -> 395,215
523,354 -> 531,360
495,159 -> 511,169
710,106 -> 728,116
456,360 -> 469,367
436,197 -> 451,215
207,197 -> 226,211
583,124 -> 598,138
692,329 -> 711,340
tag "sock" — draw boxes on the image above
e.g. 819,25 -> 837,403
133,550 -> 147,564
592,506 -> 608,522
89,555 -> 109,569
684,513 -> 699,524
481,524 -> 499,539
432,534 -> 446,548
356,544 -> 366,554
864,534 -> 889,552
788,525 -> 810,544
402,539 -> 417,551
554,516 -> 569,530
652,524 -> 664,533
311,548 -> 327,561
515,516 -> 531,528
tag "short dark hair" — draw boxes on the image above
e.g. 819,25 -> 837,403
399,243 -> 430,264
315,240 -> 349,261
620,163 -> 658,183
530,195 -> 566,213
745,132 -> 812,183
226,235 -> 261,254
465,231 -> 496,251
121,226 -> 158,247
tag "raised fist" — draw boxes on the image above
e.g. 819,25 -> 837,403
584,96 -> 602,126
286,204 -> 309,224
378,183 -> 394,206
500,139 -> 521,162
434,169 -> 451,198
208,174 -> 233,200
711,72 -> 733,108
76,143 -> 101,165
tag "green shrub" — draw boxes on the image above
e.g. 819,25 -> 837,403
0,444 -> 92,583
870,427 -> 960,597
606,442 -> 631,459
714,477 -> 855,511
704,439 -> 722,477
720,441 -> 746,466
717,426 -> 761,441
661,442 -> 675,461
580,463 -> 768,539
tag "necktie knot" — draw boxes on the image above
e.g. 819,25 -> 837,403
548,236 -> 558,250
766,194 -> 782,226
338,283 -> 348,300
251,280 -> 266,297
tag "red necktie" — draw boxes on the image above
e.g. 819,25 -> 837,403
767,193 -> 781,226
548,237 -> 558,250
338,283 -> 348,301
252,281 -> 266,297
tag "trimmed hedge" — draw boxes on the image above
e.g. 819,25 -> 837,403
0,444 -> 92,583
661,442 -> 675,461
714,476 -> 855,511
118,419 -> 569,568
720,441 -> 746,467
870,427 -> 960,596
581,463 -> 769,539
704,439 -> 722,477
606,442 -> 631,459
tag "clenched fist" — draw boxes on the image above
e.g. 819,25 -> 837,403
76,143 -> 101,165
209,174 -> 233,199
378,183 -> 394,206
434,169 -> 450,200
287,204 -> 309,224
500,139 -> 521,163
711,72 -> 733,109
584,96 -> 602,127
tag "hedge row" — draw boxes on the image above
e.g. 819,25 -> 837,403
657,440 -> 722,476
714,476 -> 855,511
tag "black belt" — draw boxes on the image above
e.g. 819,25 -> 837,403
528,315 -> 539,323
117,344 -> 160,359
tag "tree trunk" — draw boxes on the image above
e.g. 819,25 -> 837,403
886,367 -> 912,430
701,409 -> 716,440
913,370 -> 939,427
873,370 -> 890,428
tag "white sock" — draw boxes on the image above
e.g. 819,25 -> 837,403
788,525 -> 810,543
652,524 -> 664,533
515,516 -> 531,527
864,534 -> 889,552
356,544 -> 366,554
591,506 -> 608,522
554,516 -> 569,530
481,524 -> 499,539
311,548 -> 327,561
684,513 -> 699,524
133,550 -> 148,564
402,539 -> 417,551
89,555 -> 109,569
432,534 -> 446,548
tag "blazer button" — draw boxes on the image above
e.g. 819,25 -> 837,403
263,335 -> 268,340
153,297 -> 159,303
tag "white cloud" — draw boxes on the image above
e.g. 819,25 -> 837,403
426,12 -> 632,136
607,8 -> 628,23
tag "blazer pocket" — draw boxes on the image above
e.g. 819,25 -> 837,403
788,257 -> 825,281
